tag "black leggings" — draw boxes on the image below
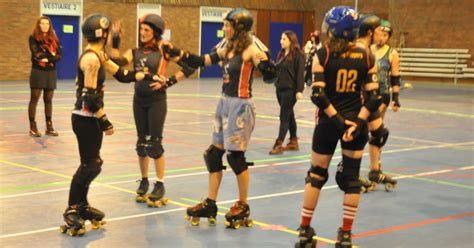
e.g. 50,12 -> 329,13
133,98 -> 167,139
69,114 -> 103,206
28,88 -> 54,122
276,88 -> 297,141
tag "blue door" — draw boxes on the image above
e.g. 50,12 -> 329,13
200,22 -> 224,78
47,15 -> 80,80
269,23 -> 303,61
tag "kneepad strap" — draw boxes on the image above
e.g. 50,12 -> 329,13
335,156 -> 362,194
305,165 -> 328,189
369,124 -> 389,148
203,145 -> 226,173
227,151 -> 248,175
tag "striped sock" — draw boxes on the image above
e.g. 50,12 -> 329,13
300,207 -> 315,227
342,204 -> 358,231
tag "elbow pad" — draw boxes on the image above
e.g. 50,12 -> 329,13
177,60 -> 196,78
310,86 -> 330,110
162,44 -> 182,58
82,88 -> 103,113
113,68 -> 135,83
258,60 -> 278,84
180,52 -> 205,69
162,75 -> 178,89
209,51 -> 220,65
363,89 -> 382,112
313,72 -> 325,82
390,75 -> 401,86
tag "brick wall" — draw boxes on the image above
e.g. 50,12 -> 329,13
2,0 -> 473,81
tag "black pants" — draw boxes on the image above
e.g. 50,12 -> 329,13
276,88 -> 297,141
68,114 -> 103,206
133,97 -> 167,139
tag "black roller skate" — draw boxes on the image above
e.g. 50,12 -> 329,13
368,169 -> 397,192
59,206 -> 86,236
335,228 -> 352,248
185,198 -> 218,226
135,178 -> 149,203
294,225 -> 317,248
146,181 -> 168,207
78,203 -> 106,230
224,201 -> 253,229
359,177 -> 375,193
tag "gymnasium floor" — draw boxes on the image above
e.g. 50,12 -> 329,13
0,78 -> 472,247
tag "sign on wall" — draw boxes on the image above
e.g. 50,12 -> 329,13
41,0 -> 82,16
200,6 -> 232,23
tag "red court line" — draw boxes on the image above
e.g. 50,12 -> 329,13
353,212 -> 474,239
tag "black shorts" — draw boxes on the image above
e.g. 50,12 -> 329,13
312,118 -> 369,154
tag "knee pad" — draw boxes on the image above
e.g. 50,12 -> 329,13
335,156 -> 362,194
203,145 -> 226,173
136,136 -> 147,157
305,165 -> 328,189
227,151 -> 247,175
146,136 -> 164,159
73,158 -> 103,187
369,124 -> 389,148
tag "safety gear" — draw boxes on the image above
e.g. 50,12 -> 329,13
379,20 -> 392,37
322,6 -> 360,40
139,14 -> 165,38
82,14 -> 111,42
224,8 -> 253,32
358,14 -> 380,37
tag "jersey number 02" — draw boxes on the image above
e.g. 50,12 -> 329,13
336,69 -> 357,93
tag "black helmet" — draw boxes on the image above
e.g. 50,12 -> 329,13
358,14 -> 380,37
82,13 -> 110,42
140,14 -> 165,37
224,8 -> 253,32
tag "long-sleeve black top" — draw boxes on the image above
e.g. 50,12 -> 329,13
275,50 -> 305,92
29,35 -> 62,71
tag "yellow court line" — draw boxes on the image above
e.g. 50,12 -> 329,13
0,158 -> 337,244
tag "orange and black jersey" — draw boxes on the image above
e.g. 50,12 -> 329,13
317,45 -> 375,120
74,50 -> 105,113
132,46 -> 168,102
222,54 -> 255,99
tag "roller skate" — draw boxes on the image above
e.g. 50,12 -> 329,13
146,181 -> 168,207
294,225 -> 317,248
359,177 -> 375,193
368,168 -> 397,192
185,198 -> 217,226
135,178 -> 149,203
284,137 -> 299,151
224,201 -> 253,229
335,228 -> 352,248
59,206 -> 86,236
78,203 -> 106,230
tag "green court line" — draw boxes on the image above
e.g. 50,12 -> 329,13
401,107 -> 474,119
382,170 -> 474,190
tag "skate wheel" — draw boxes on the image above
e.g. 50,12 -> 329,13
91,220 -> 106,229
244,219 -> 253,227
191,217 -> 200,226
184,215 -> 191,221
385,183 -> 394,192
224,220 -> 231,227
360,186 -> 367,193
59,225 -> 68,233
233,221 -> 241,229
136,195 -> 147,203
161,198 -> 169,205
67,228 -> 85,236
208,217 -> 216,226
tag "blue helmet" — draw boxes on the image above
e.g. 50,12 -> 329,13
323,6 -> 361,40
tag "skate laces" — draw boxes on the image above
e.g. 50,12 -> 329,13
230,201 -> 247,213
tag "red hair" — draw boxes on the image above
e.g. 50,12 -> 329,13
32,16 -> 58,53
